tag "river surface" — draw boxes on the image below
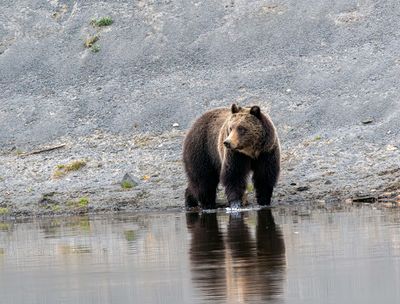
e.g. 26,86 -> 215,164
1,206 -> 400,304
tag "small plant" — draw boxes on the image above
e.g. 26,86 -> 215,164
91,44 -> 100,53
0,207 -> 9,215
121,180 -> 134,189
91,17 -> 113,27
67,197 -> 90,212
15,149 -> 24,156
77,197 -> 89,208
314,135 -> 322,141
53,160 -> 87,178
84,35 -> 99,48
51,204 -> 61,212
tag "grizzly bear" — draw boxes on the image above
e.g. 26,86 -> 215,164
183,104 -> 280,209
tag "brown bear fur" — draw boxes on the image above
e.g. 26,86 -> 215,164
183,104 -> 280,209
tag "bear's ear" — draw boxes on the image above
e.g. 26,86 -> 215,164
250,106 -> 261,119
231,103 -> 241,114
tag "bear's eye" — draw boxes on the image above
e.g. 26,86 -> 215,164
238,126 -> 247,134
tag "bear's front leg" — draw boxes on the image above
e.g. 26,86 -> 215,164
251,151 -> 280,206
221,152 -> 251,208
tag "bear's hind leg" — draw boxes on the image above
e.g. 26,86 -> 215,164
197,176 -> 219,209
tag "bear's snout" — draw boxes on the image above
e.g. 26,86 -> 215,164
223,140 -> 232,149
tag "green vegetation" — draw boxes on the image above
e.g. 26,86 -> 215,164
91,44 -> 100,53
85,17 -> 113,53
67,197 -> 90,212
314,135 -> 322,141
121,180 -> 134,189
50,204 -> 61,212
0,207 -> 9,215
53,160 -> 87,178
77,197 -> 89,208
15,149 -> 23,156
91,17 -> 113,27
84,35 -> 99,48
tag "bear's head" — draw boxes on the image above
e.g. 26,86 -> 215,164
222,104 -> 276,158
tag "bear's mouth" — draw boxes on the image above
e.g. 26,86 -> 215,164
231,145 -> 243,151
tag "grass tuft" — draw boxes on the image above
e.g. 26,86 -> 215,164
77,197 -> 89,208
53,160 -> 87,178
84,35 -> 99,48
91,17 -> 113,27
121,180 -> 134,189
91,44 -> 100,53
67,197 -> 90,213
0,207 -> 9,215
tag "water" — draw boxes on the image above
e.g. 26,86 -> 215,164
1,207 -> 400,304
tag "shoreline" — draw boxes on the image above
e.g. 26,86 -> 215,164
1,129 -> 399,219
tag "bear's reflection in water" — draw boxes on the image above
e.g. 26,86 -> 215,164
186,209 -> 286,303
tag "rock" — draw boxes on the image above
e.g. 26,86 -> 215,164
324,180 -> 332,185
382,202 -> 395,208
386,144 -> 398,151
345,198 -> 352,204
296,186 -> 310,192
362,118 -> 373,124
172,123 -> 180,128
121,173 -> 139,188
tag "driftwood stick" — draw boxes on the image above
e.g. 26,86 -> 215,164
21,144 -> 66,156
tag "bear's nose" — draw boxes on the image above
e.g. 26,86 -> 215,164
223,140 -> 231,148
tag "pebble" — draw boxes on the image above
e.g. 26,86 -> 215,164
362,118 -> 373,125
172,123 -> 179,127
